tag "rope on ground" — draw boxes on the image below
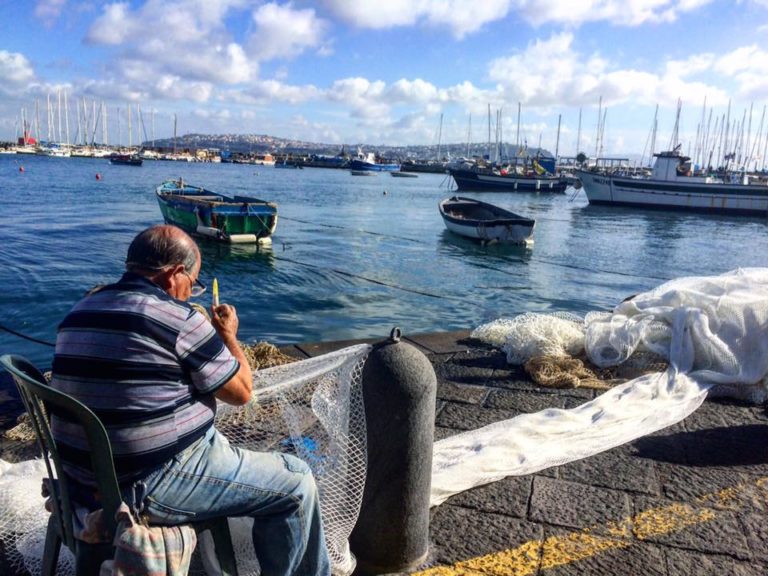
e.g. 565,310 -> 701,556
242,342 -> 297,370
523,352 -> 669,391
524,355 -> 611,390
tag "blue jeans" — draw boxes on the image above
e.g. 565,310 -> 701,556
130,427 -> 331,576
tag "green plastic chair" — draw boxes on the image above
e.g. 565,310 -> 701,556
0,354 -> 239,576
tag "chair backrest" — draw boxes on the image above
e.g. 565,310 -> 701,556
0,354 -> 123,547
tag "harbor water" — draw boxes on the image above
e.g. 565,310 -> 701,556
2,154 -> 768,367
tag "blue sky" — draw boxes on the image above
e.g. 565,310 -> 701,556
1,0 -> 768,158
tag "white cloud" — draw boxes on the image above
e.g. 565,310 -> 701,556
85,2 -> 134,45
248,3 -> 330,60
249,80 -> 321,104
322,0 -> 512,38
0,51 -> 36,89
322,0 -> 715,36
85,1 -> 256,88
193,107 -> 231,121
326,77 -> 388,119
518,0 -> 714,27
387,79 -> 439,103
34,0 -> 67,27
713,44 -> 768,100
665,54 -> 716,78
487,32 -> 729,109
287,114 -> 344,143
714,45 -> 768,75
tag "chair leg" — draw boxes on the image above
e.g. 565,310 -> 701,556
208,518 -> 239,576
76,541 -> 116,576
41,516 -> 62,576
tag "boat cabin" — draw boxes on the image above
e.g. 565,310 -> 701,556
651,148 -> 734,184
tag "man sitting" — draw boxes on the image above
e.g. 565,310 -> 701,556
51,224 -> 330,575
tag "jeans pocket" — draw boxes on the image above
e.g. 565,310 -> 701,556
279,452 -> 310,474
144,496 -> 198,524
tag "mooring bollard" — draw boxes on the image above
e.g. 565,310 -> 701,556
349,327 -> 437,575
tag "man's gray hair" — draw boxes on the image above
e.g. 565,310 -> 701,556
125,225 -> 197,273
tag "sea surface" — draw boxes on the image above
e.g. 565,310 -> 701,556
2,154 -> 768,367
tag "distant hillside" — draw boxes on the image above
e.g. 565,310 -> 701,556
146,133 -> 557,161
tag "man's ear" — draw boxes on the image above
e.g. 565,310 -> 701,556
154,265 -> 181,291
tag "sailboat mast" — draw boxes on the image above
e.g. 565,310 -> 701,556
495,108 -> 501,163
762,112 -> 768,171
487,104 -> 491,161
465,113 -> 471,157
516,102 -> 521,156
127,103 -> 132,149
749,104 -> 765,172
594,96 -> 602,158
46,93 -> 52,143
35,99 -> 41,145
555,114 -> 561,160
599,108 -> 607,157
669,99 -> 681,150
576,107 -> 582,156
650,104 -> 658,164
91,99 -> 97,147
64,90 -> 70,146
57,90 -> 62,143
436,112 -> 443,162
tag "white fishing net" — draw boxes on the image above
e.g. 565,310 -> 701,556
0,344 -> 370,576
431,267 -> 768,506
471,311 -> 587,364
213,344 -> 370,576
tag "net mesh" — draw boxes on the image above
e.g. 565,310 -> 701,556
432,268 -> 768,506
0,344 -> 370,576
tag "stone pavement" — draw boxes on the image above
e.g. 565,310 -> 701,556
2,329 -> 767,575
286,329 -> 768,576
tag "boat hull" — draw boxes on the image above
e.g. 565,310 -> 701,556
109,154 -> 143,166
449,168 -> 568,193
439,196 -> 535,245
349,159 -> 401,172
155,181 -> 278,244
577,170 -> 768,215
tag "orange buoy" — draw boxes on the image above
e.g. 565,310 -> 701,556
19,166 -> 24,172
96,173 -> 102,180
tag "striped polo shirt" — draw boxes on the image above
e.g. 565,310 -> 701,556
51,272 -> 239,485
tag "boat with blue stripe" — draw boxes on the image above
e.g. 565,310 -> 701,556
577,146 -> 768,215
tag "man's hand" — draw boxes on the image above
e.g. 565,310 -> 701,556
210,303 -> 253,405
211,304 -> 239,344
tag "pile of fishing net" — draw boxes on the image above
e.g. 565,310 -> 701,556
472,311 -> 670,390
431,267 -> 768,505
0,344 -> 371,576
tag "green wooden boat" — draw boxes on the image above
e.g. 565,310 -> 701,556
155,179 -> 278,244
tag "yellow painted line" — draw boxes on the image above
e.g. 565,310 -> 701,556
415,476 -> 768,576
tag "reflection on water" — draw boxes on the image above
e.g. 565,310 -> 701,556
1,155 -> 767,367
199,241 -> 276,271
